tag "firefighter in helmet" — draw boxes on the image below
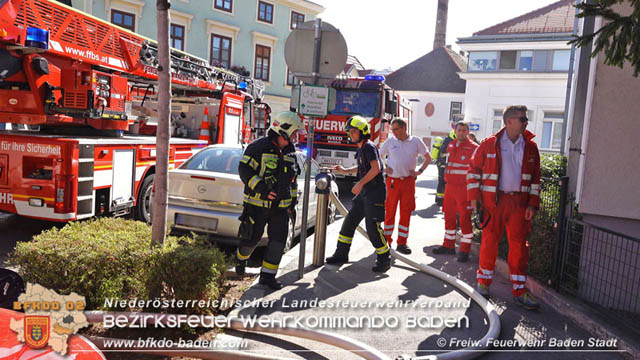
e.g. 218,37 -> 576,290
432,130 -> 456,205
236,111 -> 305,290
326,115 -> 391,273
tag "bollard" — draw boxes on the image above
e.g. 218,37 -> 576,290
313,169 -> 333,266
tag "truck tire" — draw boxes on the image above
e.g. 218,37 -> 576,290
135,174 -> 154,223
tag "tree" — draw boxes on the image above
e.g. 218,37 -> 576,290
151,0 -> 171,246
570,0 -> 640,76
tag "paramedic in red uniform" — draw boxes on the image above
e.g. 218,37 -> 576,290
379,118 -> 430,255
432,121 -> 477,262
467,105 -> 541,310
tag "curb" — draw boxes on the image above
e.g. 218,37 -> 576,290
469,241 -> 639,359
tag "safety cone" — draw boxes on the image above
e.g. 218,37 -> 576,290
199,107 -> 211,144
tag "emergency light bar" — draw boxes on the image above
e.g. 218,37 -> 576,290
364,75 -> 385,82
25,27 -> 49,50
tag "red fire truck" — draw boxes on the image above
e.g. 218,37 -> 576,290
0,0 -> 267,222
298,75 -> 412,176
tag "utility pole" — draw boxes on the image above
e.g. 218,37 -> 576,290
151,0 -> 171,246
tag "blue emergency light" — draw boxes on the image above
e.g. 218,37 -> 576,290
365,75 -> 385,82
25,27 -> 49,50
238,81 -> 248,90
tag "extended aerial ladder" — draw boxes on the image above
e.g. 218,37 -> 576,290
0,0 -> 265,135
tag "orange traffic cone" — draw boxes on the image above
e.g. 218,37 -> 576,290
199,107 -> 211,144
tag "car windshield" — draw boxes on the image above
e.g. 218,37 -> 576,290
180,147 -> 243,174
329,90 -> 381,117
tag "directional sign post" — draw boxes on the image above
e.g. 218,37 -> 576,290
298,85 -> 330,117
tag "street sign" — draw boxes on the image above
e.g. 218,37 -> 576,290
470,123 -> 480,131
298,85 -> 330,117
284,20 -> 347,82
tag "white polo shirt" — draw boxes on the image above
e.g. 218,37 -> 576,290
379,135 -> 428,178
498,133 -> 525,192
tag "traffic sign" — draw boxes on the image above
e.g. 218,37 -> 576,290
298,85 -> 330,117
470,123 -> 480,131
284,20 -> 347,83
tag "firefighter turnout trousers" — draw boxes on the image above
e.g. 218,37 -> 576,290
237,204 -> 289,277
336,190 -> 390,257
436,166 -> 446,201
477,192 -> 531,296
442,183 -> 473,253
383,176 -> 416,246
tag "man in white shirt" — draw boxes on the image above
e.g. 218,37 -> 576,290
379,118 -> 431,254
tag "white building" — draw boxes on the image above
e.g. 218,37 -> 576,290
386,46 -> 467,149
456,0 -> 576,151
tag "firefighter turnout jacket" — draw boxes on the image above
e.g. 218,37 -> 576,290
238,132 -> 298,209
467,128 -> 541,210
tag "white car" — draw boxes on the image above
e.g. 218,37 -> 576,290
166,144 -> 338,249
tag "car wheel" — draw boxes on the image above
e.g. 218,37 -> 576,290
135,174 -> 154,224
283,219 -> 296,253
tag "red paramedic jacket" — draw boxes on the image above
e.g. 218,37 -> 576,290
444,138 -> 478,186
467,128 -> 541,210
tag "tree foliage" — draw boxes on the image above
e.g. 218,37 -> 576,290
570,0 -> 640,76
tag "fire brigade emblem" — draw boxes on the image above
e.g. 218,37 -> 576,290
24,316 -> 50,348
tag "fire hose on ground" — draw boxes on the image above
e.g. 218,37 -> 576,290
82,191 -> 500,360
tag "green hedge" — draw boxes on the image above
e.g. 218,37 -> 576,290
540,153 -> 567,178
9,218 -> 227,313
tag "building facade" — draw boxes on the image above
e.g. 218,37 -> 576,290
70,0 -> 324,114
386,46 -> 467,149
456,0 -> 575,151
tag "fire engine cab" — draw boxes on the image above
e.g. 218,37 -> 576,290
0,0 -> 269,223
296,75 -> 412,177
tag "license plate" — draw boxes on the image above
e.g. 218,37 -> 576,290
321,158 -> 342,165
176,214 -> 218,231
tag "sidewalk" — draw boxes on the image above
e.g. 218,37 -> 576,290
219,168 -> 627,360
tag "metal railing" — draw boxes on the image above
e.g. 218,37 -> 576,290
557,218 -> 640,337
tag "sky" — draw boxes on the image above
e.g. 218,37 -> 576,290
312,0 -> 563,71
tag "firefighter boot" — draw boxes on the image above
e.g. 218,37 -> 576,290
235,260 -> 246,276
326,243 -> 350,264
259,273 -> 283,290
372,252 -> 391,273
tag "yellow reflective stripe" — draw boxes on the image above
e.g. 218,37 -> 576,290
290,189 -> 298,197
283,155 -> 295,163
237,249 -> 251,260
279,198 -> 292,208
262,261 -> 279,270
376,243 -> 390,254
338,234 -> 352,244
241,155 -> 259,170
248,175 -> 262,190
243,194 -> 270,208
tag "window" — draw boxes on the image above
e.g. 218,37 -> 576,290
449,102 -> 462,121
290,11 -> 305,29
329,90 -> 381,118
552,50 -> 571,71
518,51 -> 533,71
541,112 -> 564,151
170,24 -> 185,51
286,68 -> 298,86
468,51 -> 497,71
214,0 -> 232,12
210,34 -> 231,69
258,1 -> 274,23
111,9 -> 135,32
499,50 -> 517,70
254,44 -> 270,81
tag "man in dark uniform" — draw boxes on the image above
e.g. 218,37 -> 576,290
326,115 -> 391,273
236,111 -> 305,290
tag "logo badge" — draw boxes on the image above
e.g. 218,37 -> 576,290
25,316 -> 50,348
197,185 -> 207,194
461,155 -> 466,160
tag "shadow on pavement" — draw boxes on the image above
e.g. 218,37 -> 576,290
413,203 -> 441,219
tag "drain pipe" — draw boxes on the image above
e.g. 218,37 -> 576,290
328,192 -> 501,360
